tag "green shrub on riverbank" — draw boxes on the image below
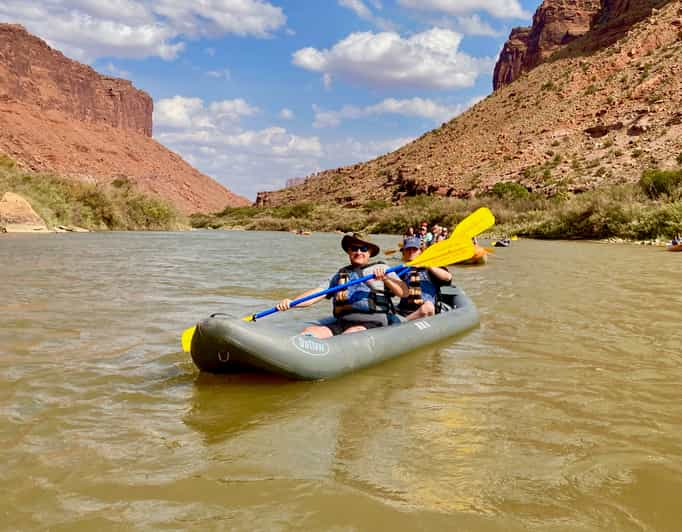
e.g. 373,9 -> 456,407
0,157 -> 185,230
196,174 -> 682,241
639,168 -> 682,200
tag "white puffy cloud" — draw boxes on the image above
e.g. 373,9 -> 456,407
206,68 -> 231,79
0,0 -> 286,61
339,0 -> 373,20
153,95 -> 324,198
0,5 -> 184,62
325,136 -> 416,168
158,126 -> 325,197
152,95 -> 421,198
157,127 -> 322,157
210,99 -> 259,121
154,97 -> 210,129
65,0 -> 152,24
454,15 -> 503,36
152,0 -> 286,38
313,97 -> 476,128
279,108 -> 295,120
421,13 -> 502,36
398,0 -> 530,20
154,96 -> 258,130
103,62 -> 131,78
293,28 -> 493,90
338,0 -> 396,31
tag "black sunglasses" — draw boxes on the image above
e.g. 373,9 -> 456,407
349,245 -> 369,252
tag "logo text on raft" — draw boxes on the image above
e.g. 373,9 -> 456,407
292,335 -> 330,356
414,321 -> 431,331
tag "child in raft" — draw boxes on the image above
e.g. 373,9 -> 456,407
396,236 -> 452,320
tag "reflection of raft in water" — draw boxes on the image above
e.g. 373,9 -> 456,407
189,286 -> 479,380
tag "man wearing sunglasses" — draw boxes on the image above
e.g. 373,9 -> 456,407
276,233 -> 408,338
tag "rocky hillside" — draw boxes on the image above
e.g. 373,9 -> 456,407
257,0 -> 682,208
0,24 -> 248,214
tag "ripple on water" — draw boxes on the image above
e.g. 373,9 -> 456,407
1,234 -> 682,530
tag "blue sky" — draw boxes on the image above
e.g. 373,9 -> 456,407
0,0 -> 540,200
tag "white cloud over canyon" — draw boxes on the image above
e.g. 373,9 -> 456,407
0,0 -> 286,61
338,0 -> 396,31
293,28 -> 493,89
398,0 -> 530,20
153,95 -> 419,198
312,97 -> 476,128
154,95 -> 322,198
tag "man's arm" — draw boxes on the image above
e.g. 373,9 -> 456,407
373,266 -> 408,298
428,267 -> 452,284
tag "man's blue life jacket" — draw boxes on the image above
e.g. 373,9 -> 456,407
331,263 -> 392,318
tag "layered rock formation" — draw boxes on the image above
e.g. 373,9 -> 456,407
493,0 -> 602,90
258,0 -> 682,207
0,24 -> 152,136
0,24 -> 248,214
493,0 -> 674,90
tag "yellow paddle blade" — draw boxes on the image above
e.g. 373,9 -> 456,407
181,326 -> 195,353
407,237 -> 475,267
511,235 -> 518,240
415,209 -> 494,265
452,207 -> 495,238
242,314 -> 255,322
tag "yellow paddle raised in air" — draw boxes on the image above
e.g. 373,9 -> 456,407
410,207 -> 495,265
384,207 -> 495,256
452,207 -> 496,239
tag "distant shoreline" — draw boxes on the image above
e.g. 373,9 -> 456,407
4,155 -> 681,242
190,179 -> 682,243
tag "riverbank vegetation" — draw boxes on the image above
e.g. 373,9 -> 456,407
0,155 -> 185,230
193,166 -> 682,241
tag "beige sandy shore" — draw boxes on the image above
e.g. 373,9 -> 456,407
1,223 -> 89,233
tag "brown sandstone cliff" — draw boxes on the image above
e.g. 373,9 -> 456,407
494,0 -> 602,90
494,0 -> 672,90
0,24 -> 152,136
258,0 -> 682,207
0,24 -> 248,214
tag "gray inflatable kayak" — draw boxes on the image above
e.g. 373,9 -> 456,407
189,285 -> 479,380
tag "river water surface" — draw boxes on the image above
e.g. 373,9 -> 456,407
1,231 -> 680,531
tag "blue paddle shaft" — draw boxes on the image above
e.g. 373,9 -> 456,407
251,264 -> 409,321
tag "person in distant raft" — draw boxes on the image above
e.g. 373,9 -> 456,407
396,236 -> 452,320
276,233 -> 408,338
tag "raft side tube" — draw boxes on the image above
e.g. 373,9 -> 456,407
190,286 -> 479,380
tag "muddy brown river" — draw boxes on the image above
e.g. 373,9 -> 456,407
1,231 -> 680,530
